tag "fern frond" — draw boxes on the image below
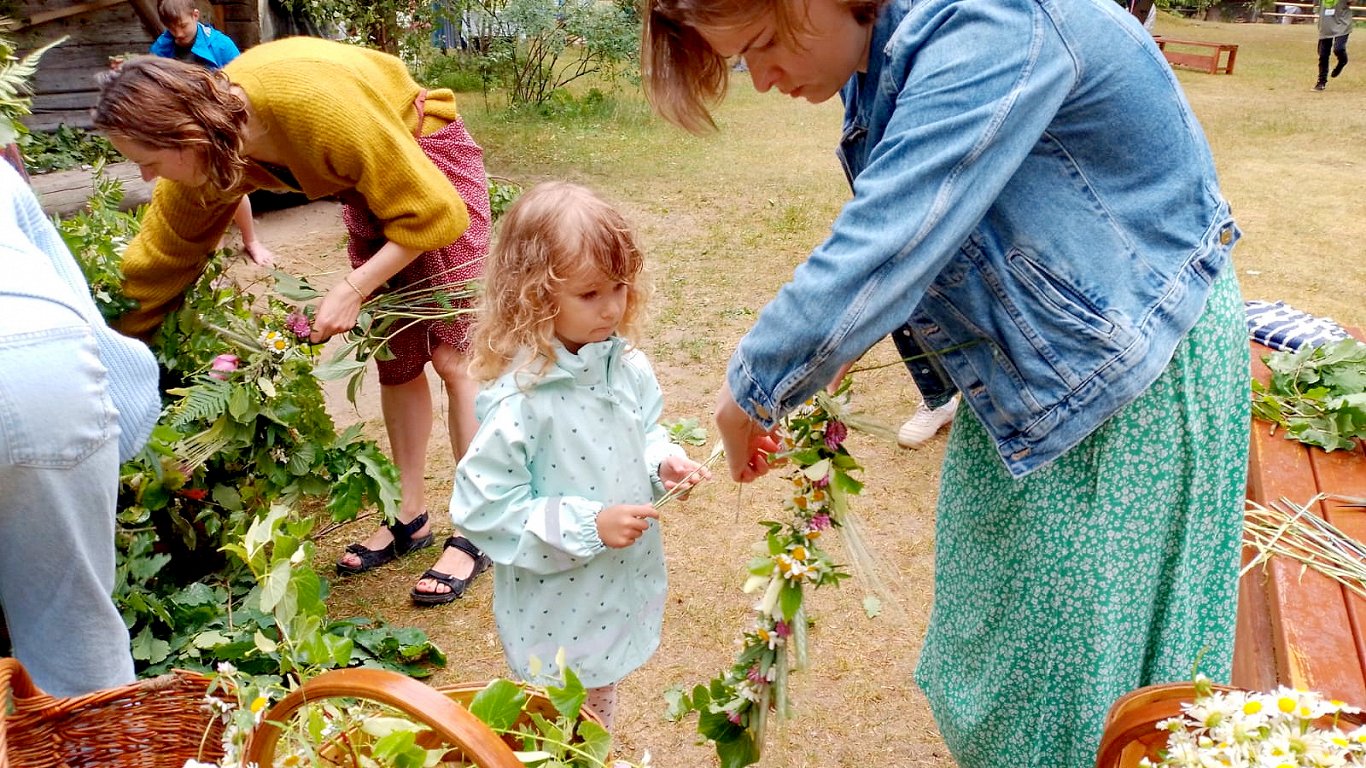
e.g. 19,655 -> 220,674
169,377 -> 233,430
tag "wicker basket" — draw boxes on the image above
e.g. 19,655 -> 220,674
2,658 -> 603,768
1095,681 -> 1366,768
0,658 -> 229,768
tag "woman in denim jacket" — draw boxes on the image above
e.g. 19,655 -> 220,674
644,0 -> 1249,765
0,162 -> 160,696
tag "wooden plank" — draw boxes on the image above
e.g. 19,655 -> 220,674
31,160 -> 152,216
1163,50 -> 1219,74
125,0 -> 164,38
1314,436 -> 1366,706
15,0 -> 129,28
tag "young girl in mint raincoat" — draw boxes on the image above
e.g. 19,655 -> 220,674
449,182 -> 709,729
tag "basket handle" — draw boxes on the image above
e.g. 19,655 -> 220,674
243,667 -> 523,768
0,658 -> 51,768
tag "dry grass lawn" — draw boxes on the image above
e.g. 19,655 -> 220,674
243,16 -> 1363,767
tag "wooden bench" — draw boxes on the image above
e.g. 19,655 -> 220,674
1153,36 -> 1240,75
1233,331 -> 1366,706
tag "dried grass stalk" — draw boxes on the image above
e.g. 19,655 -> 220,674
1242,494 -> 1366,600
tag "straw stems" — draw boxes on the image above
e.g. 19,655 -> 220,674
653,443 -> 725,509
1242,494 -> 1366,600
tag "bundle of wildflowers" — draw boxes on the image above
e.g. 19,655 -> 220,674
1243,495 -> 1366,600
272,268 -> 480,404
667,381 -> 875,768
1139,675 -> 1366,767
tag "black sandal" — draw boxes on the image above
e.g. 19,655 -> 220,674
410,536 -> 492,606
335,511 -> 434,575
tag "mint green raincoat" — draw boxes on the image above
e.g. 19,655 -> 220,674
449,338 -> 683,687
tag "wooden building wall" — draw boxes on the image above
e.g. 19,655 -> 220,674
10,0 -> 261,131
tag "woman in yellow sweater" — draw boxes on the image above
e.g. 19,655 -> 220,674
94,36 -> 492,605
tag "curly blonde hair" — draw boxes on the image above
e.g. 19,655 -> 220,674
469,182 -> 649,382
643,0 -> 885,133
93,55 -> 249,192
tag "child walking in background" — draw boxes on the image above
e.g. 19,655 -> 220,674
149,0 -> 274,266
448,182 -> 709,729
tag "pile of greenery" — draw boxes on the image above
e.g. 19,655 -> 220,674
59,172 -> 440,677
19,124 -> 122,173
1252,338 -> 1366,452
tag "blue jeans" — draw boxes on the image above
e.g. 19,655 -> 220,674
0,295 -> 134,696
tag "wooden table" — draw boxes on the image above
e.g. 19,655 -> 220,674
1233,334 -> 1366,705
1153,36 -> 1240,75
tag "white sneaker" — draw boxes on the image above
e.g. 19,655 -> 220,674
897,396 -> 959,449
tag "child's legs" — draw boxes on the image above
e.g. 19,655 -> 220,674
1333,33 -> 1349,65
1318,36 -> 1333,81
585,684 -> 618,731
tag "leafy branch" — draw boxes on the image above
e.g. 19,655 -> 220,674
1251,338 -> 1366,451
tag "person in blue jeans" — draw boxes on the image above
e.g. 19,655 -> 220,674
148,0 -> 275,266
0,161 -> 160,696
643,0 -> 1250,765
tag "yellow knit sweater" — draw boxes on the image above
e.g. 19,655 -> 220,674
118,37 -> 470,336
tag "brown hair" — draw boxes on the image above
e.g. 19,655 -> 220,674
92,55 -> 249,192
643,0 -> 884,133
157,0 -> 198,26
469,182 -> 650,382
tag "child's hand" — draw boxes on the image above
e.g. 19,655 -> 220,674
658,455 -> 710,501
596,504 -> 659,548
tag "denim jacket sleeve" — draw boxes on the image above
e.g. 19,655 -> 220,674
728,0 -> 1077,427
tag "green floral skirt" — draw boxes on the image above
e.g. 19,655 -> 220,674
914,270 -> 1249,768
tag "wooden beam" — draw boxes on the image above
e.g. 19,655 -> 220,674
15,0 -> 131,29
126,0 -> 165,38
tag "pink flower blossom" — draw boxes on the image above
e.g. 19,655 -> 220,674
774,620 -> 792,639
285,312 -> 312,340
823,419 -> 848,450
812,473 -> 830,489
808,513 -> 832,532
747,666 -> 766,685
209,354 -> 239,380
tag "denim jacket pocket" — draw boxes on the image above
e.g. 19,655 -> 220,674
0,325 -> 116,468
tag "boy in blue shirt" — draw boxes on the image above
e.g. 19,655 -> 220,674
148,0 -> 274,265
150,0 -> 241,69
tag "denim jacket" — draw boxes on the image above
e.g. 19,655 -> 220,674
727,0 -> 1239,477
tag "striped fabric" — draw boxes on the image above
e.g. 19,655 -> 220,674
1244,299 -> 1350,352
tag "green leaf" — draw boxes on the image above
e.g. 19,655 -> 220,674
258,559 -> 292,612
227,384 -> 254,420
312,356 -> 368,381
270,271 -> 323,301
545,665 -> 587,721
664,686 -> 693,721
468,679 -> 527,731
716,731 -> 761,768
212,483 -> 243,511
575,718 -> 612,764
131,625 -> 171,663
